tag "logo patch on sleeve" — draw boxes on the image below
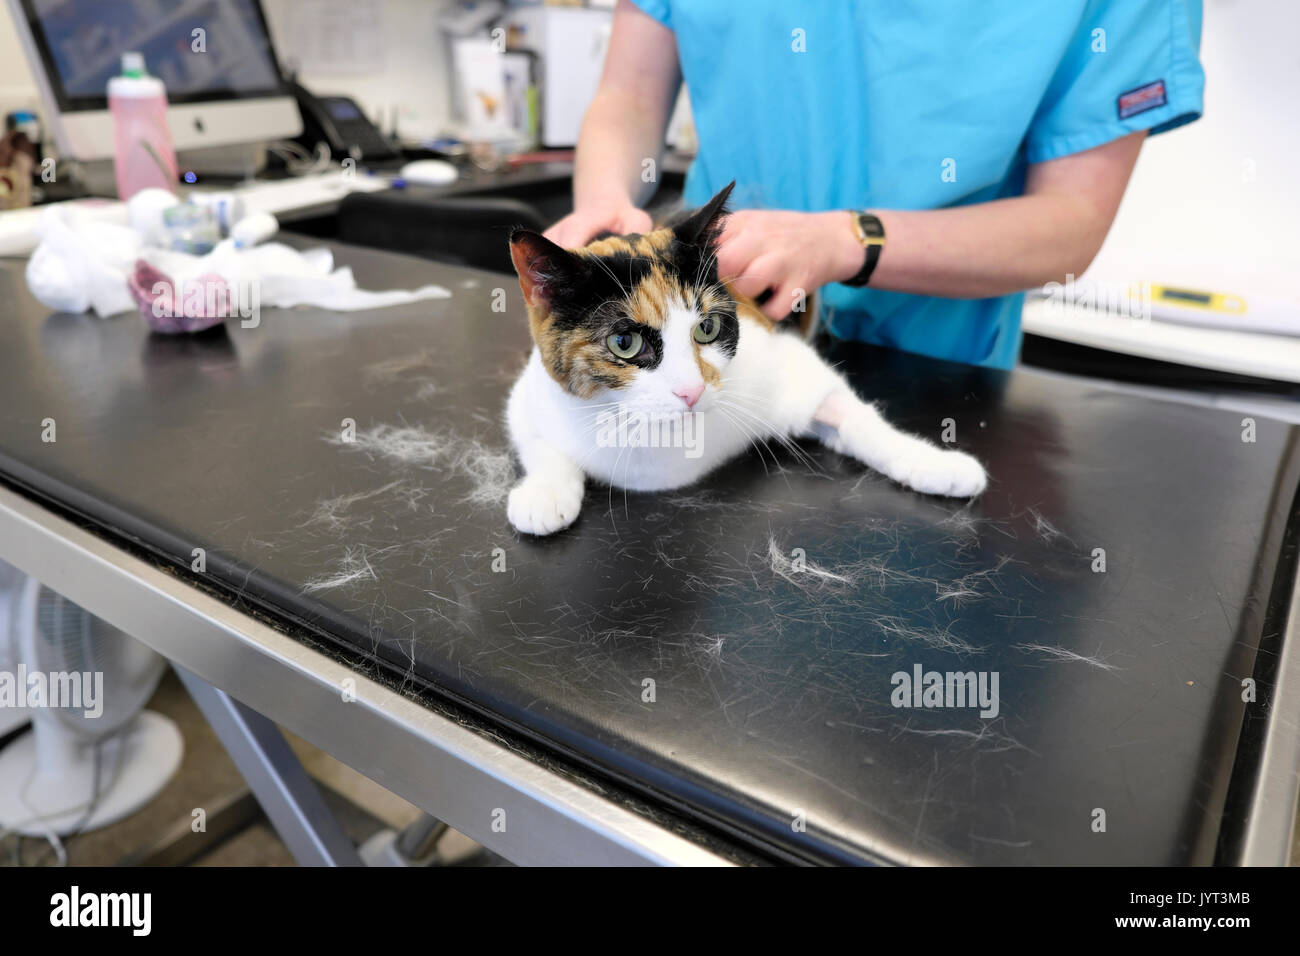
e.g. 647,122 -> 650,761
1118,80 -> 1167,119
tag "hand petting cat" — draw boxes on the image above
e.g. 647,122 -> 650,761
716,210 -> 867,321
545,203 -> 653,249
548,204 -> 869,324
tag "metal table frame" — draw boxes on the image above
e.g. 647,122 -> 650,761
0,483 -> 731,866
1241,545 -> 1300,865
1,471 -> 1296,866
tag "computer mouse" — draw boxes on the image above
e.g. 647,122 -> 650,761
397,159 -> 459,186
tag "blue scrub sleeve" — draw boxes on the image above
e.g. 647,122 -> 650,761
1025,0 -> 1205,163
628,0 -> 672,28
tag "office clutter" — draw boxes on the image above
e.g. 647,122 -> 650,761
0,129 -> 36,211
436,2 -> 608,152
501,4 -> 610,149
428,2 -> 691,168
25,188 -> 450,333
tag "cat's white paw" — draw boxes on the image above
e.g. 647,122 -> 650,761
882,446 -> 987,498
508,474 -> 584,535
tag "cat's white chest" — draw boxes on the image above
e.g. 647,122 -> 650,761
507,348 -> 759,492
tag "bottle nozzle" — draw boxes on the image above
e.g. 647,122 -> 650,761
121,51 -> 146,78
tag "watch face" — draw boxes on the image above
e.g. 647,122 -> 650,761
856,213 -> 885,241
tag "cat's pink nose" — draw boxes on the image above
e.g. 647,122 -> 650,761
673,383 -> 705,409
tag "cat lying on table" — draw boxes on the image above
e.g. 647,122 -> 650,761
504,182 -> 986,536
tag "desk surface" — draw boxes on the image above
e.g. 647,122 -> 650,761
0,240 -> 1295,865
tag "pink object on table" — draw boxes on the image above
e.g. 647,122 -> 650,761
128,259 -> 230,334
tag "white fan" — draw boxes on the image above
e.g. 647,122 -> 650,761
0,561 -> 31,737
0,568 -> 183,838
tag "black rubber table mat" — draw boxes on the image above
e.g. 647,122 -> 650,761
1,241 -> 1295,865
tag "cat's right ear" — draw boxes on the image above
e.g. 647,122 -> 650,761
509,229 -> 580,308
672,180 -> 736,248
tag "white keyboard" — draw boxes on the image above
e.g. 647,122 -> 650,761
225,170 -> 389,217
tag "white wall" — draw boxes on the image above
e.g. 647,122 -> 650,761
0,5 -> 42,122
1085,0 -> 1300,298
261,0 -> 457,142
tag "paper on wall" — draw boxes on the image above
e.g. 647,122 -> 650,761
285,0 -> 385,76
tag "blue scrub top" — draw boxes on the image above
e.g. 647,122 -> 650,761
630,0 -> 1205,369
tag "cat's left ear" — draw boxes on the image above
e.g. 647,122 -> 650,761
672,180 -> 735,249
509,229 -> 582,308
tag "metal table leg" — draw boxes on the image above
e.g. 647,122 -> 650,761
174,665 -> 363,867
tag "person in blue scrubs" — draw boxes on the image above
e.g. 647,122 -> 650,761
546,1 -> 1205,369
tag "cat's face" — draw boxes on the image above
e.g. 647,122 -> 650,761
509,183 -> 737,417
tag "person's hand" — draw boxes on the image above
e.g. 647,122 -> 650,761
544,203 -> 654,248
717,210 -> 866,320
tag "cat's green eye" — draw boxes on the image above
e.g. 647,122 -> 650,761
693,316 -> 721,344
607,331 -> 644,360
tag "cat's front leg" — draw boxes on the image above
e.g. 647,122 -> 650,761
507,436 -> 586,536
811,391 -> 987,498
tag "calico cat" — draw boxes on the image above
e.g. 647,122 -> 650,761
504,182 -> 987,536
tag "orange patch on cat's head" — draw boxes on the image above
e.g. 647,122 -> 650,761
507,182 -> 741,397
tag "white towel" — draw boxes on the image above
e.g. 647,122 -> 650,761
24,192 -> 450,331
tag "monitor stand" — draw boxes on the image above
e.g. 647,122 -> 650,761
74,142 -> 270,197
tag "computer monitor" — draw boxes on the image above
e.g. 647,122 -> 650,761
6,0 -> 301,173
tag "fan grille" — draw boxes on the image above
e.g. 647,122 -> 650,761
29,587 -> 165,736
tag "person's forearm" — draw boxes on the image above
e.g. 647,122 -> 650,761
560,0 -> 682,229
716,126 -> 1144,317
572,89 -> 671,212
864,192 -> 1113,298
858,131 -> 1146,298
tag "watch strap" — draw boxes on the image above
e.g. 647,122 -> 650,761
843,211 -> 885,287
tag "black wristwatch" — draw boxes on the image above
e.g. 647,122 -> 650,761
843,211 -> 885,287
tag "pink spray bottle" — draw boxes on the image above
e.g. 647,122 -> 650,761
108,52 -> 178,200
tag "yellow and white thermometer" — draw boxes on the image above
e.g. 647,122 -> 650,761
1135,283 -> 1298,337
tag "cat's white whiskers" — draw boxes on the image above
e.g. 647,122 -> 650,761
604,442 -> 630,535
717,395 -> 825,474
711,403 -> 777,477
715,398 -> 823,475
694,245 -> 722,290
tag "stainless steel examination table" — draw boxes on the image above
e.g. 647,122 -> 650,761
0,240 -> 1297,866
